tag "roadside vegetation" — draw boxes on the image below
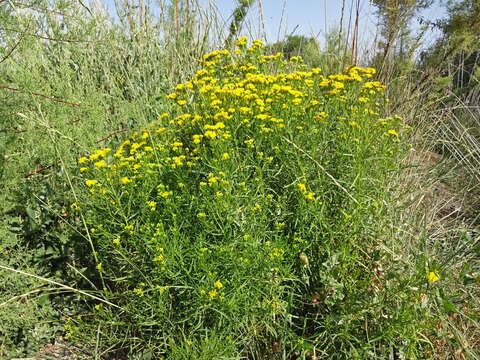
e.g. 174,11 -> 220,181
0,1 -> 479,359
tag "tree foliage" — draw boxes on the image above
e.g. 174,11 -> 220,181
441,0 -> 480,47
422,0 -> 480,93
267,35 -> 323,68
226,0 -> 256,45
372,0 -> 433,59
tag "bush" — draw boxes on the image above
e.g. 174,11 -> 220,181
72,37 -> 412,358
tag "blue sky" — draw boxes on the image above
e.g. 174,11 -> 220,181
206,0 -> 446,49
207,0 -> 377,43
102,0 -> 445,51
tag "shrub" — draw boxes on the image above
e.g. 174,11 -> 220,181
72,37 -> 410,358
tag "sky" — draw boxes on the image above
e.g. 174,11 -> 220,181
206,0 -> 377,44
205,0 -> 446,50
102,0 -> 446,52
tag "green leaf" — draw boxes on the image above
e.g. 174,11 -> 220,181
37,295 -> 50,307
463,275 -> 476,285
25,207 -> 37,222
139,349 -> 153,360
45,246 -> 57,256
443,299 -> 456,313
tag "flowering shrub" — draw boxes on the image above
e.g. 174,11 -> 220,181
73,37 -> 406,356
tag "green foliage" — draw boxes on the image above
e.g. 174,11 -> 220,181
0,220 -> 68,358
226,0 -> 256,45
268,35 -> 322,68
0,1 -> 479,358
266,34 -> 352,74
67,38 -> 438,358
418,0 -> 480,189
371,0 -> 432,60
442,0 -> 480,43
0,0 -> 208,357
421,0 -> 480,89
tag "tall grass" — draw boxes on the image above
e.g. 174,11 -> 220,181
0,1 -> 216,356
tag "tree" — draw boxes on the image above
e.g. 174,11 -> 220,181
226,0 -> 256,46
372,0 -> 433,61
442,0 -> 480,43
267,35 -> 322,68
422,0 -> 480,92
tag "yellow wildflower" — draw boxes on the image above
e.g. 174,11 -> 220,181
387,129 -> 399,137
160,191 -> 171,198
305,192 -> 315,200
236,36 -> 247,47
427,271 -> 439,283
297,183 -> 307,193
292,97 -> 302,105
147,201 -> 156,210
204,130 -> 217,139
120,177 -> 132,185
85,180 -> 98,187
94,160 -> 106,169
133,288 -> 144,297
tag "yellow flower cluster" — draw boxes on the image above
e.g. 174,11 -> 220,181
77,38 -> 401,270
297,182 -> 316,201
208,279 -> 225,301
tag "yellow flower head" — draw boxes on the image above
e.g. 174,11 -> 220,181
133,288 -> 144,297
94,160 -> 106,169
427,271 -> 439,283
85,179 -> 98,187
120,177 -> 132,185
387,129 -> 399,137
147,201 -> 156,210
236,36 -> 247,47
161,191 -> 171,198
209,289 -> 217,300
297,183 -> 307,193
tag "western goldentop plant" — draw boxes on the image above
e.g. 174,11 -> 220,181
72,37 -> 418,357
